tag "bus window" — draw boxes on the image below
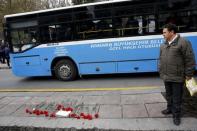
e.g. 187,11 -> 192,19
40,25 -> 58,43
113,3 -> 140,37
10,30 -> 20,52
159,11 -> 195,32
10,28 -> 38,52
74,4 -> 113,40
9,20 -> 38,52
56,23 -> 73,42
189,0 -> 197,30
74,7 -> 91,21
48,25 -> 56,41
141,15 -> 156,35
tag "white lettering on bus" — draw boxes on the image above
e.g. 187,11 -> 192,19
90,39 -> 163,51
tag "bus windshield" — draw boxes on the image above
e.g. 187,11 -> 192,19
10,20 -> 38,52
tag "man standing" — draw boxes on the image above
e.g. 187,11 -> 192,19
0,40 -> 5,64
159,23 -> 196,125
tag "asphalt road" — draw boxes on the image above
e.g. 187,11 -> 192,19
0,69 -> 164,91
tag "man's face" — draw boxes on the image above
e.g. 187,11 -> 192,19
162,28 -> 174,41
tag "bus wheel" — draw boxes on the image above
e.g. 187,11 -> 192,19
54,59 -> 77,81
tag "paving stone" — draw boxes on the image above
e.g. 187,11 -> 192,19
0,97 -> 16,105
57,118 -> 139,130
64,95 -> 83,103
30,96 -> 81,105
136,118 -> 174,130
53,91 -> 120,96
121,93 -> 166,105
100,95 -> 121,104
81,96 -> 102,105
145,102 -> 167,117
34,119 -> 60,128
99,105 -> 122,118
82,95 -> 120,105
0,96 -> 4,100
76,104 -> 100,116
12,105 -> 33,117
8,116 -> 36,127
4,92 -> 54,97
28,97 -> 52,105
0,94 -> 8,97
41,96 -> 84,110
123,104 -> 148,118
0,104 -> 6,109
9,97 -> 32,105
0,104 -> 23,116
4,116 -> 58,128
0,116 -> 16,126
44,96 -> 67,103
57,118 -> 87,129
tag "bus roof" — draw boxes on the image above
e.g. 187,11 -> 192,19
4,0 -> 131,18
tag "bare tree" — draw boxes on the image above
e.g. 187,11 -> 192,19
40,0 -> 73,9
0,0 -> 42,33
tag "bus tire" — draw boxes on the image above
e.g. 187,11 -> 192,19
54,59 -> 77,81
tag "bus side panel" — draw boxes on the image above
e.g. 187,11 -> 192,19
53,43 -> 117,75
72,44 -> 116,63
117,60 -> 158,73
11,56 -> 45,77
71,38 -> 163,74
80,62 -> 116,74
10,48 -> 54,77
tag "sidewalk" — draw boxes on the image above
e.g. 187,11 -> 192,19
0,89 -> 197,130
0,63 -> 10,69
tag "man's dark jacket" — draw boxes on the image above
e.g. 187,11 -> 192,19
158,34 -> 196,82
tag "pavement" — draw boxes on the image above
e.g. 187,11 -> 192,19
0,64 -> 197,130
0,63 -> 10,69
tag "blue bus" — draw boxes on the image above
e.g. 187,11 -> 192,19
3,0 -> 197,81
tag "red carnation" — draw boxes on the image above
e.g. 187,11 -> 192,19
35,110 -> 40,116
65,107 -> 73,112
65,108 -> 69,111
70,113 -> 77,118
25,109 -> 29,113
44,111 -> 49,117
44,110 -> 48,114
76,116 -> 80,119
87,114 -> 93,120
69,107 -> 73,112
94,113 -> 99,118
56,104 -> 63,110
50,112 -> 56,118
80,113 -> 85,117
36,111 -> 40,116
33,110 -> 37,114
83,115 -> 87,119
40,110 -> 44,115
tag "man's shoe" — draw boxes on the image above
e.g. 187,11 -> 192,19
161,109 -> 172,115
173,117 -> 181,126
